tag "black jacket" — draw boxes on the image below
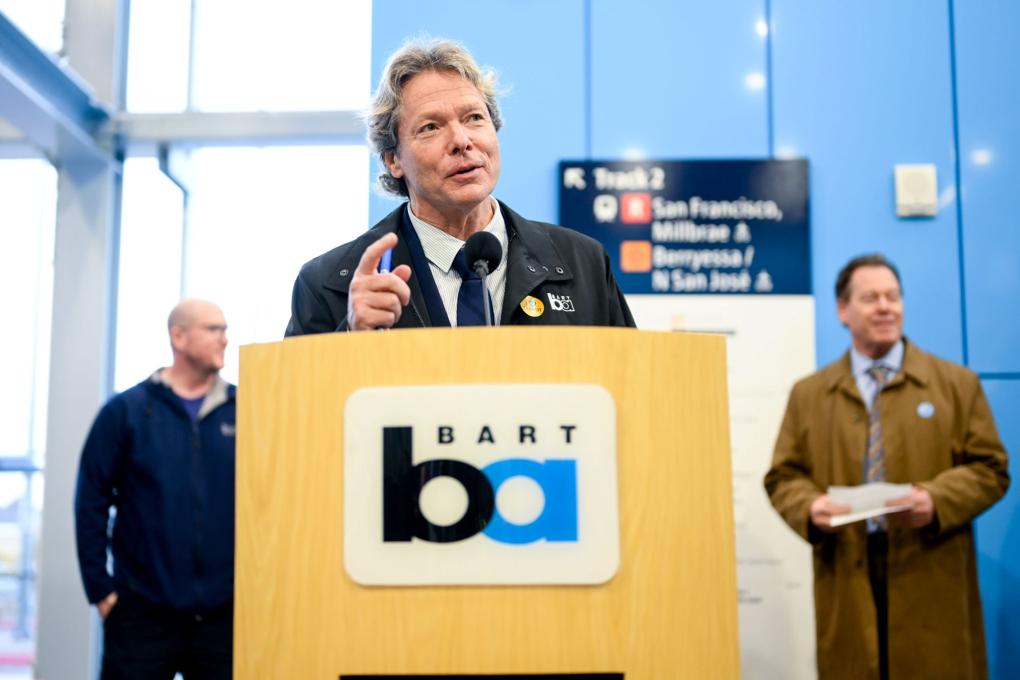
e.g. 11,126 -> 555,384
285,201 -> 635,335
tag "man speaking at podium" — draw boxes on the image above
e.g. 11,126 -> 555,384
764,254 -> 1009,680
285,38 -> 634,334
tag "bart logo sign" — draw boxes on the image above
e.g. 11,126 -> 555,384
343,384 -> 619,585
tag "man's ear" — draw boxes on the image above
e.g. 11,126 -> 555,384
169,326 -> 187,352
384,150 -> 404,179
836,299 -> 849,327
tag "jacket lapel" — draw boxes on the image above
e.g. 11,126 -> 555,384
890,338 -> 929,390
392,229 -> 430,328
498,202 -> 572,324
827,352 -> 864,408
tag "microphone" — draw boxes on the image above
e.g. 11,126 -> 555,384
463,231 -> 502,277
463,231 -> 502,327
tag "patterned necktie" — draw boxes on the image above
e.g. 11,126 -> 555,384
865,365 -> 890,531
451,247 -> 492,326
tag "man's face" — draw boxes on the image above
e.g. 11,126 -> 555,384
385,69 -> 501,224
174,304 -> 228,374
837,265 -> 904,358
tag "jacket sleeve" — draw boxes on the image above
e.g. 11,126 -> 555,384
603,250 -> 636,328
764,383 -> 825,543
74,400 -> 125,604
285,265 -> 346,336
918,378 -> 1010,534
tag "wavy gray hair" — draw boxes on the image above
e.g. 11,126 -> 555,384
366,38 -> 503,197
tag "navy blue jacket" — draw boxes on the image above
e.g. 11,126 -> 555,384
74,373 -> 236,612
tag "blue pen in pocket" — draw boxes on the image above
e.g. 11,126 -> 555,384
379,248 -> 393,273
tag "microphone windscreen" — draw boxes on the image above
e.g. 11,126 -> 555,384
463,231 -> 502,275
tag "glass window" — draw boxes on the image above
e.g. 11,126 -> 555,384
0,0 -> 65,54
0,158 -> 56,462
114,158 -> 185,392
116,145 -> 369,387
191,0 -> 371,112
185,145 -> 369,384
124,2 -> 192,113
0,157 -> 57,678
126,0 -> 372,112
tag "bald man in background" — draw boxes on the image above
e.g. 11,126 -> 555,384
75,299 -> 236,680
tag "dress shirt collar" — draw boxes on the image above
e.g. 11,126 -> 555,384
407,197 -> 508,273
850,338 -> 905,379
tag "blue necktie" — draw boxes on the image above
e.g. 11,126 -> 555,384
451,248 -> 492,326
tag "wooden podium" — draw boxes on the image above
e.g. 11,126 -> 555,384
236,327 -> 738,678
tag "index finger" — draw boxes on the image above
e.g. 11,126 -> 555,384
356,232 -> 399,276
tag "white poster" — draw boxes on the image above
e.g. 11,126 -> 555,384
628,294 -> 817,680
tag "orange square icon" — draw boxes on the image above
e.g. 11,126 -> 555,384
620,240 -> 653,273
620,192 -> 652,224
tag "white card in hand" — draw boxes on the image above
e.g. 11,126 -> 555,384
827,482 -> 913,527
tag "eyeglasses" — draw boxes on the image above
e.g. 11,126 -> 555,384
172,323 -> 228,335
180,324 -> 227,335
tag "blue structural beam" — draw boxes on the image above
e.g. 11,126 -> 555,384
0,11 -> 110,161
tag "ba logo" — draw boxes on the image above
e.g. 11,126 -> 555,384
547,293 -> 575,313
344,384 -> 619,586
382,427 -> 577,544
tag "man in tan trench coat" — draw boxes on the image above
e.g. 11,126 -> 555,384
764,253 -> 1009,680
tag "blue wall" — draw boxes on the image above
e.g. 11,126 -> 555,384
589,1 -> 768,158
370,2 -> 1019,675
954,0 -> 1020,375
953,4 -> 1020,678
978,381 -> 1020,680
771,0 -> 963,366
369,0 -> 588,226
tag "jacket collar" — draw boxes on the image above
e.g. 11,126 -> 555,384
898,338 -> 931,387
824,337 -> 929,403
197,375 -> 233,418
148,370 -> 235,419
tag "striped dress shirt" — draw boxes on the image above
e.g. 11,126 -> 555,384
406,198 -> 509,326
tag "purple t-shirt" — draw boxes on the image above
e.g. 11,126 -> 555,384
179,395 -> 205,422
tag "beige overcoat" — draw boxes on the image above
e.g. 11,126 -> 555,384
764,340 -> 1009,679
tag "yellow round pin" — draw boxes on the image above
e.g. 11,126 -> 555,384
520,295 -> 545,317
